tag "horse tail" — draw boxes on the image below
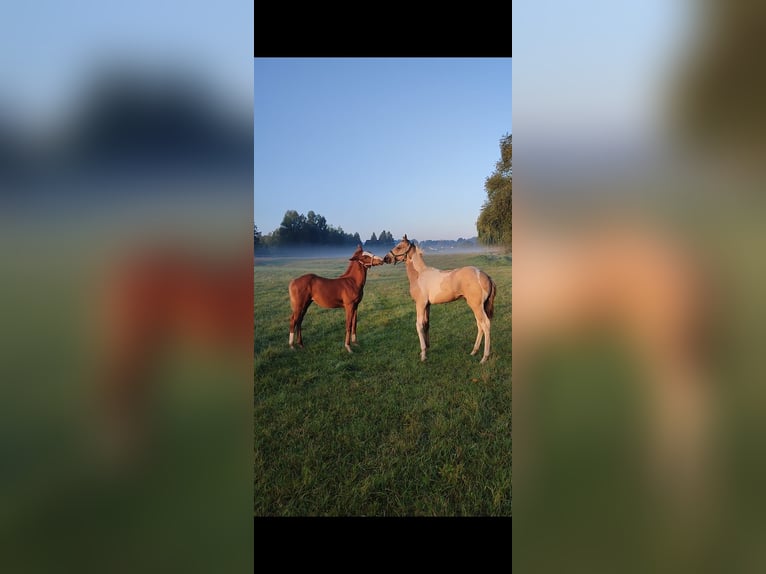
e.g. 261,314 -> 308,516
484,274 -> 496,320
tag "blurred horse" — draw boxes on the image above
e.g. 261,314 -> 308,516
513,206 -> 719,519
95,245 -> 253,467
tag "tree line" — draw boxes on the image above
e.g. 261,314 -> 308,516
255,210 -> 360,248
254,211 -> 399,250
364,230 -> 395,247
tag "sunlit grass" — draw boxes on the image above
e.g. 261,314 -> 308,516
254,253 -> 512,516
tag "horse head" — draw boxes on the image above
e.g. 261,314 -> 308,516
350,244 -> 384,268
383,234 -> 413,265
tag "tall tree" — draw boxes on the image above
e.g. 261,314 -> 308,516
254,224 -> 261,248
671,3 -> 766,167
477,133 -> 512,249
278,209 -> 305,244
271,209 -> 362,246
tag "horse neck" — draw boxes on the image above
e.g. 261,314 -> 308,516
408,249 -> 429,273
341,261 -> 367,284
405,258 -> 419,284
405,251 -> 425,283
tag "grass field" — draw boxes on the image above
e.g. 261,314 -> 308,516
253,251 -> 512,516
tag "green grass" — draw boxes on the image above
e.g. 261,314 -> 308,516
254,252 -> 512,516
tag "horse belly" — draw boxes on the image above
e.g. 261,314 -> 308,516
312,294 -> 344,309
311,278 -> 343,309
428,272 -> 464,304
429,290 -> 462,305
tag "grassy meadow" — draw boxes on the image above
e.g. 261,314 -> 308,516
254,250 -> 512,516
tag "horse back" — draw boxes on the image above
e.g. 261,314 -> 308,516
460,266 -> 494,296
290,273 -> 363,309
421,266 -> 492,310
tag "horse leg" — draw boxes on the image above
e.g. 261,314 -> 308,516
344,304 -> 355,353
470,304 -> 492,363
415,302 -> 429,361
351,305 -> 359,345
471,315 -> 484,357
289,302 -> 300,349
292,299 -> 311,348
480,314 -> 491,363
423,303 -> 431,348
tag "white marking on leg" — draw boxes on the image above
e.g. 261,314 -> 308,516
289,332 -> 294,347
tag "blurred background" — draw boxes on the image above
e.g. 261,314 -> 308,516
514,1 -> 766,572
10,0 -> 766,567
0,1 -> 253,571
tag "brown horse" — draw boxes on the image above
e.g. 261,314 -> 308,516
94,245 -> 253,466
384,235 -> 497,363
289,245 -> 384,353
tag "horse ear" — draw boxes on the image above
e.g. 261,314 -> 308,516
403,234 -> 408,241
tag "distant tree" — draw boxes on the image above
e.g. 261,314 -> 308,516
254,224 -> 261,248
306,210 -> 319,243
477,133 -> 512,250
353,232 -> 362,245
369,232 -> 378,243
278,209 -> 306,244
269,209 -> 361,247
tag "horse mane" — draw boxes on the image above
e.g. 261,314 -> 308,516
340,258 -> 363,278
409,245 -> 430,272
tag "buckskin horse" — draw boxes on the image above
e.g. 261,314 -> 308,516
288,245 -> 384,353
384,235 -> 497,363
513,205 -> 719,523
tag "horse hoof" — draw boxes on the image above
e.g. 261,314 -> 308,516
345,346 -> 353,353
480,356 -> 488,364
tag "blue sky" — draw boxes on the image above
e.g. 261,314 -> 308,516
254,58 -> 512,241
512,1 -> 688,148
0,0 -> 253,129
